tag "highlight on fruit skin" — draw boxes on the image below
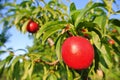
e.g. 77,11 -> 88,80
61,36 -> 94,70
26,20 -> 39,33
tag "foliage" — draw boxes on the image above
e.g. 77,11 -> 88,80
0,0 -> 120,80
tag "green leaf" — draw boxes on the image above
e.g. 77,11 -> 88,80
36,21 -> 67,39
75,2 -> 105,27
116,10 -> 120,13
4,3 -> 17,7
92,31 -> 101,50
12,61 -> 20,80
94,13 -> 107,28
76,21 -> 103,39
42,24 -> 65,44
14,14 -> 25,25
92,31 -> 109,68
109,19 -> 120,27
22,20 -> 30,33
11,56 -> 22,66
0,60 -> 5,69
5,55 -> 14,65
47,74 -> 57,80
15,49 -> 27,53
104,45 -> 113,62
94,46 -> 100,71
112,45 -> 120,56
66,66 -> 73,80
45,6 -> 57,19
32,6 -> 42,18
115,26 -> 120,34
55,35 -> 64,61
97,48 -> 109,69
0,50 -> 6,55
0,64 -> 5,77
21,61 -> 34,80
70,2 -> 76,12
111,36 -> 120,45
19,0 -> 32,9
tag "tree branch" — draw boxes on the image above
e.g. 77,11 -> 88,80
34,59 -> 59,66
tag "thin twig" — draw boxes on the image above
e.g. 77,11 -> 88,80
34,59 -> 59,66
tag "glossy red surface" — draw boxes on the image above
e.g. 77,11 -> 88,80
27,20 -> 39,33
61,36 -> 94,70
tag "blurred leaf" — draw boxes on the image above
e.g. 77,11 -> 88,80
0,64 -> 5,77
5,55 -> 14,65
94,13 -> 107,33
70,9 -> 81,24
70,2 -> 76,12
0,50 -> 6,55
11,56 -> 22,66
19,1 -> 32,8
77,21 -> 102,38
36,21 -> 67,39
98,49 -> 109,69
22,19 -> 30,33
92,31 -> 109,68
12,61 -> 20,80
116,10 -> 120,13
0,60 -> 6,76
94,45 -> 99,71
111,36 -> 120,45
21,61 -> 32,80
47,73 -> 57,80
45,6 -> 57,19
66,66 -> 73,80
92,31 -> 102,50
109,19 -> 120,27
55,35 -> 63,61
4,2 -> 16,7
14,14 -> 25,25
112,45 -> 120,56
75,2 -> 105,27
42,23 -> 66,44
15,49 -> 27,53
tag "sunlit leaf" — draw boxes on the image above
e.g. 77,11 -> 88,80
47,74 -> 57,80
42,24 -> 65,44
36,21 -> 67,39
12,61 -> 20,80
70,2 -> 76,12
66,66 -> 73,80
14,14 -> 25,25
0,50 -> 6,55
75,2 -> 105,27
109,19 -> 120,27
0,64 -> 5,77
21,60 -> 34,80
22,20 -> 30,33
94,13 -> 107,32
55,35 -> 64,61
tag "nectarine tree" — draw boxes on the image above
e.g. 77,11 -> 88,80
0,0 -> 120,80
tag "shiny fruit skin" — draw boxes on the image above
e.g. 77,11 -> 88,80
108,40 -> 115,45
61,36 -> 94,70
27,20 -> 39,33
